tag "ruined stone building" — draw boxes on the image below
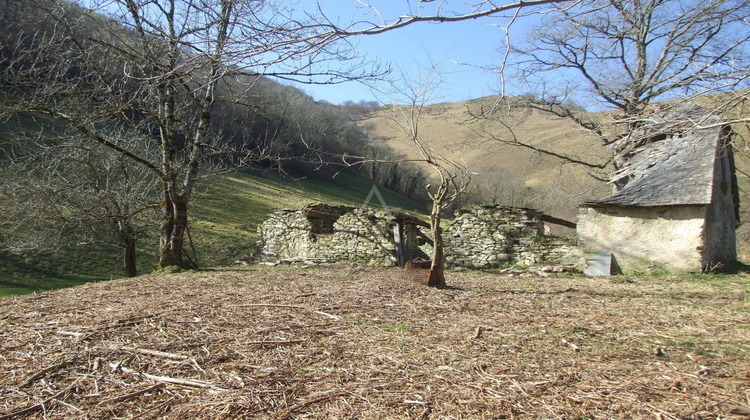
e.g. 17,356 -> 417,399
445,205 -> 581,269
257,203 -> 581,270
256,204 -> 429,266
577,103 -> 739,273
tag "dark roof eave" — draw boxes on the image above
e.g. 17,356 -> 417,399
580,202 -> 710,209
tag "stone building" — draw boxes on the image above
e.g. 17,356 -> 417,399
257,203 -> 582,270
256,204 -> 429,266
577,103 -> 739,273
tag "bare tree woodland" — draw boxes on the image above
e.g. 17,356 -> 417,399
2,0 -> 748,276
0,0 -> 566,273
1,130 -> 159,277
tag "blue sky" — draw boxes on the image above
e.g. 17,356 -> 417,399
288,1 -> 530,105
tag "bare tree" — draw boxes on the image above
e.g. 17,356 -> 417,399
346,0 -> 570,35
389,64 -> 474,288
0,0 -> 573,272
0,128 -> 159,277
0,0 -> 377,270
485,0 -> 750,163
521,0 -> 748,112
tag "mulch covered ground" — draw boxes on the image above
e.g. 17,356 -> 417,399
1,265 -> 749,419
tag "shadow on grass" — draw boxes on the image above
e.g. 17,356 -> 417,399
0,250 -> 106,297
723,260 -> 750,274
0,274 -> 103,297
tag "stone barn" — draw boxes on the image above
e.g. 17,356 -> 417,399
256,204 -> 429,266
577,103 -> 739,273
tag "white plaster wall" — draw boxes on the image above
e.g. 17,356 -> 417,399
577,206 -> 706,273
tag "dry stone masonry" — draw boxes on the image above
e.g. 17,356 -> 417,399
256,203 -> 582,270
256,204 -> 423,266
445,205 -> 582,269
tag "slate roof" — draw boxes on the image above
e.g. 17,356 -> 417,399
585,102 -> 728,207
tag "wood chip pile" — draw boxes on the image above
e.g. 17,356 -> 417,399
1,266 -> 749,419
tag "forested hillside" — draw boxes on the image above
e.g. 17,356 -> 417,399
0,0 -> 426,291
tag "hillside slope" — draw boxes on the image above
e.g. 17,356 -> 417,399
359,97 -> 613,224
360,95 -> 750,256
0,170 -> 424,296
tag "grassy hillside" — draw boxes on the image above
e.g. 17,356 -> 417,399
0,169 -> 425,296
189,169 -> 426,268
360,98 -> 613,224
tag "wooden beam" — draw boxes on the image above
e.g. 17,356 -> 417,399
305,210 -> 342,220
540,214 -> 576,229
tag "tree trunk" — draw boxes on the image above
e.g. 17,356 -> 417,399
117,218 -> 139,277
124,238 -> 137,277
156,193 -> 189,270
426,198 -> 446,288
427,231 -> 445,287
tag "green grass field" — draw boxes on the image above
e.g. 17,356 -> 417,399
0,169 -> 426,296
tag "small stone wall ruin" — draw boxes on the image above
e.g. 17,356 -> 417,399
445,205 -> 582,269
256,204 -> 427,266
256,203 -> 582,270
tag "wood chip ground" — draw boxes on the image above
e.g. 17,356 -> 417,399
1,265 -> 749,419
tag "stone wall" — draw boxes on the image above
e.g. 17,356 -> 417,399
257,204 -> 401,266
445,205 -> 583,269
257,203 -> 582,270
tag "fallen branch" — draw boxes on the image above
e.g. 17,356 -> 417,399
117,346 -> 189,360
403,400 -> 430,405
112,364 -> 226,391
56,330 -> 84,338
97,383 -> 165,406
473,326 -> 483,339
244,340 -> 306,346
312,310 -> 339,320
20,356 -> 76,388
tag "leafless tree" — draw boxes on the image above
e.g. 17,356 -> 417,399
389,64 -> 474,288
0,0 -> 572,272
0,128 -> 160,277
0,0 -> 372,270
347,0 -> 569,35
485,0 -> 750,166
521,0 -> 748,112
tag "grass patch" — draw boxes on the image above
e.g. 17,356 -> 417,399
0,247 -> 121,296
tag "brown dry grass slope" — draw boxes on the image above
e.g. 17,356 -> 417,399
1,266 -> 749,418
359,97 -> 613,223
